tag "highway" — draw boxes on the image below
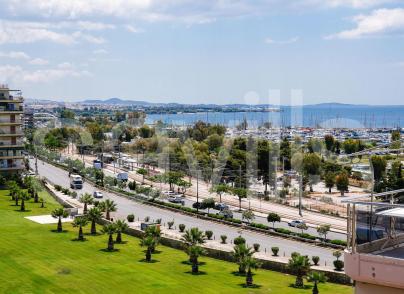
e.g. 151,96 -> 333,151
31,158 -> 340,267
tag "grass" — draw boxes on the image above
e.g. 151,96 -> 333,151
0,188 -> 353,294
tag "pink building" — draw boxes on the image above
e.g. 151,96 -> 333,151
344,200 -> 404,294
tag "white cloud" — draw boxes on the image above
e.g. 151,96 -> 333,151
265,36 -> 299,44
326,8 -> 404,39
0,64 -> 91,83
0,20 -> 108,45
304,0 -> 396,9
93,49 -> 108,54
29,58 -> 49,65
0,51 -> 30,59
125,25 -> 144,33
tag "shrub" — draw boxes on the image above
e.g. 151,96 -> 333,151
275,228 -> 293,235
144,216 -> 150,222
220,235 -> 227,244
128,180 -> 137,190
330,239 -> 347,246
250,222 -> 269,230
205,230 -> 213,240
333,260 -> 344,271
271,247 -> 279,256
233,235 -> 246,245
297,233 -> 316,240
253,243 -> 260,252
127,214 -> 135,222
167,221 -> 174,229
291,252 -> 300,259
155,218 -> 162,224
312,256 -> 320,266
333,250 -> 342,260
54,184 -> 62,191
71,191 -> 78,199
179,224 -> 186,232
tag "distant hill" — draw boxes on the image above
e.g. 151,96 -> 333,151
82,98 -> 154,106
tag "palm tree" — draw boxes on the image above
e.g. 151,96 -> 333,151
145,225 -> 161,252
307,271 -> 327,294
233,243 -> 254,274
7,180 -> 19,201
244,256 -> 260,287
99,199 -> 117,220
51,208 -> 69,232
182,227 -> 206,246
288,254 -> 311,288
87,207 -> 102,235
24,176 -> 43,203
18,190 -> 31,211
187,245 -> 205,274
72,216 -> 88,241
102,223 -> 116,251
13,187 -> 21,206
114,219 -> 129,243
79,193 -> 93,214
140,235 -> 156,262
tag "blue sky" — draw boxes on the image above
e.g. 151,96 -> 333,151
1,0 -> 404,105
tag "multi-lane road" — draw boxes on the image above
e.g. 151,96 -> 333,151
31,158 -> 341,267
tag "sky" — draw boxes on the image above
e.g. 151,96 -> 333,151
1,0 -> 404,105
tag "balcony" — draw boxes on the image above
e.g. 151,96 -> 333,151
0,105 -> 24,113
0,164 -> 24,171
0,95 -> 23,103
344,201 -> 404,291
0,141 -> 24,148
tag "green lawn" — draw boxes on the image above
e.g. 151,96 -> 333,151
0,188 -> 353,294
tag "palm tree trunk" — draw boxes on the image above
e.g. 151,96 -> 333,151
192,260 -> 199,274
106,210 -> 110,220
84,203 -> 88,214
295,274 -> 304,288
116,231 -> 122,243
108,234 -> 114,251
146,249 -> 151,262
91,220 -> 96,234
78,226 -> 84,241
57,217 -> 63,232
246,269 -> 253,286
20,199 -> 25,211
312,281 -> 319,294
329,187 -> 331,193
239,264 -> 246,274
15,197 -> 19,206
34,192 -> 39,203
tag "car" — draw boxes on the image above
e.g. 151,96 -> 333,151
168,196 -> 185,205
214,203 -> 229,211
163,190 -> 176,196
93,191 -> 103,199
217,209 -> 233,219
288,220 -> 305,227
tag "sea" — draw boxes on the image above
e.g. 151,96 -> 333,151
146,105 -> 404,129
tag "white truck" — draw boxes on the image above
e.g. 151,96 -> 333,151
70,174 -> 83,189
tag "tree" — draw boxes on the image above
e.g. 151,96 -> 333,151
324,135 -> 335,153
303,153 -> 321,192
182,227 -> 206,246
242,209 -> 255,224
267,212 -> 281,229
232,187 -> 247,211
95,169 -> 105,186
99,199 -> 117,220
201,198 -> 215,214
370,155 -> 387,183
244,256 -> 260,287
72,216 -> 88,241
177,179 -> 191,196
79,193 -> 93,214
114,219 -> 129,243
335,172 -> 349,196
87,207 -> 102,235
144,225 -> 161,252
288,253 -> 311,288
233,243 -> 254,274
317,224 -> 331,242
280,137 -> 291,170
51,208 -> 69,232
24,176 -> 42,203
343,139 -> 359,155
102,223 -> 116,251
210,183 -> 229,202
137,168 -> 148,184
296,222 -> 308,235
162,171 -> 183,191
324,172 -> 336,193
7,180 -> 19,201
307,271 -> 327,294
18,190 -> 31,211
140,235 -> 156,262
187,245 -> 205,274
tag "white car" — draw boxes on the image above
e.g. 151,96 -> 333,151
93,191 -> 103,199
288,220 -> 305,227
163,190 -> 176,196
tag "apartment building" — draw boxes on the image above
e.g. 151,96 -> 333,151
344,200 -> 404,294
0,85 -> 25,173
